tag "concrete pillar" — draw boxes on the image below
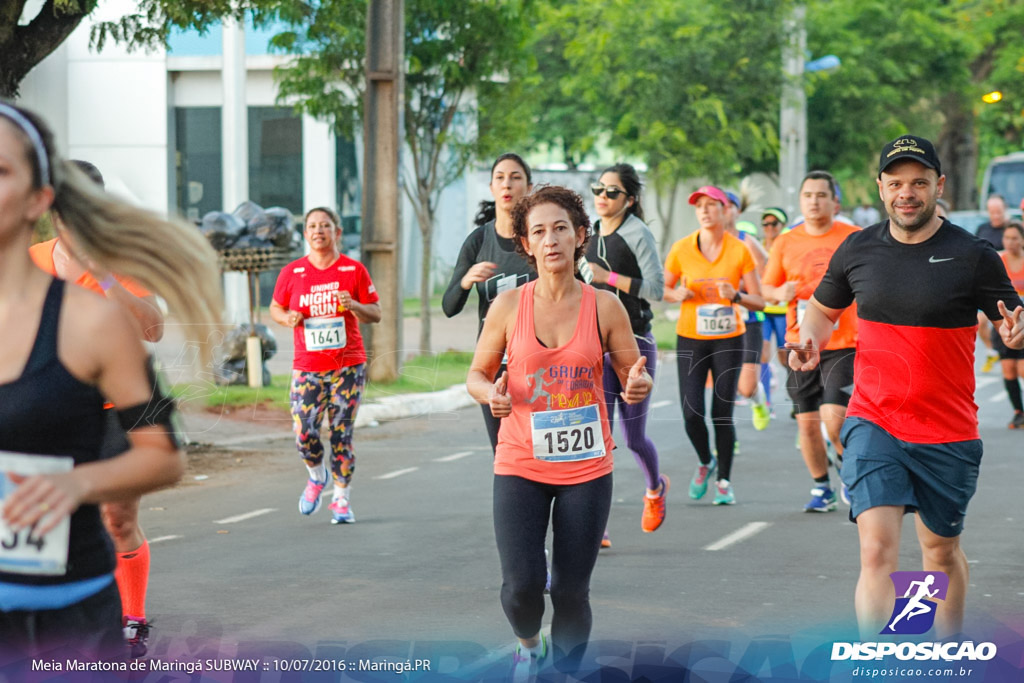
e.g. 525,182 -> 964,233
222,15 -> 249,326
779,4 -> 807,221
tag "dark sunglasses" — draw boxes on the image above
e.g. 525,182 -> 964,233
591,184 -> 625,200
761,219 -> 781,228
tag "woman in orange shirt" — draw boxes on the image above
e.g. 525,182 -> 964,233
467,186 -> 651,677
663,186 -> 764,505
997,223 -> 1024,428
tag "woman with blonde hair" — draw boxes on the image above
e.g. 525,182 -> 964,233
0,102 -> 221,658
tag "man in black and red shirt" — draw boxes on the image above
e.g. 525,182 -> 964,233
790,135 -> 1024,638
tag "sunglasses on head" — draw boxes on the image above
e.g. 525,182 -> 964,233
591,184 -> 625,200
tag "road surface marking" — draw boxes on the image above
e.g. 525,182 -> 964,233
149,535 -> 183,544
434,451 -> 474,462
705,522 -> 771,551
207,432 -> 293,446
214,508 -> 277,524
976,377 -> 998,390
375,467 -> 419,480
988,391 -> 1007,403
650,400 -> 673,409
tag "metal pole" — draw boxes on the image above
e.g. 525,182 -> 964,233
779,4 -> 807,220
361,0 -> 404,382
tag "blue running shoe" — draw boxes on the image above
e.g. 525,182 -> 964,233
804,486 -> 837,512
712,479 -> 735,505
329,498 -> 356,524
298,473 -> 328,515
689,457 -> 717,500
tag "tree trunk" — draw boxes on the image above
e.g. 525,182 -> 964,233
416,199 -> 434,355
0,1 -> 88,99
654,178 -> 679,248
936,92 -> 979,211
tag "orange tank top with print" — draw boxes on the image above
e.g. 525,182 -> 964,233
1001,251 -> 1024,296
495,281 -> 614,485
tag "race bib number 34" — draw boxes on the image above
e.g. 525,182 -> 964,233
531,405 -> 605,462
303,316 -> 347,351
0,451 -> 73,576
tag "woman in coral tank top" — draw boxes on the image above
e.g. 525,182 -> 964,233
467,186 -> 652,677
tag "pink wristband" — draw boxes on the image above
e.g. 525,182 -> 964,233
607,271 -> 619,288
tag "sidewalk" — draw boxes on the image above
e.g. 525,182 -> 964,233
159,310 -> 482,448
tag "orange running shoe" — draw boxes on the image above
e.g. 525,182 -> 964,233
600,530 -> 612,549
641,474 -> 671,533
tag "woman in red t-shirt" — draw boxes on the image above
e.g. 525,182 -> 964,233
467,187 -> 651,676
271,207 -> 381,524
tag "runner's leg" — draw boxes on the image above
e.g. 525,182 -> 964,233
854,505 -> 903,639
914,514 -> 968,638
549,473 -> 613,669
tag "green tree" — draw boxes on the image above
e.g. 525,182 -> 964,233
273,0 -> 537,353
1,1 -> 296,99
541,0 -> 789,245
805,0 -> 1024,210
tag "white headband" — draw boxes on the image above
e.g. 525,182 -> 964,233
0,103 -> 51,187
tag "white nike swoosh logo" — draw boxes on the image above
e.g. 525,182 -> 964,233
929,256 -> 954,263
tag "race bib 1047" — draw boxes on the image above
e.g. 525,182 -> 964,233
0,451 -> 73,576
696,304 -> 736,336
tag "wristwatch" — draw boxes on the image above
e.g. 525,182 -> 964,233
732,291 -> 742,303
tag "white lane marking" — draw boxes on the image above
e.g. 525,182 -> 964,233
434,451 -> 474,462
988,391 -> 1007,403
704,522 -> 771,551
214,508 -> 277,524
149,535 -> 182,544
650,400 -> 672,409
375,467 -> 419,480
976,377 -> 998,390
211,432 -> 293,446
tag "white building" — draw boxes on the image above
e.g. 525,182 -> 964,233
17,0 -> 474,309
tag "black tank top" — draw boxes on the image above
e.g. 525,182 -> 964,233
0,278 -> 114,585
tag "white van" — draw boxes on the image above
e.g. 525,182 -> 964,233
981,151 -> 1024,210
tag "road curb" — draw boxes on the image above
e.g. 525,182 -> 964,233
356,384 -> 477,427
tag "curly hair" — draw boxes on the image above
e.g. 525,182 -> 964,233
511,185 -> 591,271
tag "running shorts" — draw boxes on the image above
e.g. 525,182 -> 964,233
839,416 -> 982,538
786,348 -> 855,414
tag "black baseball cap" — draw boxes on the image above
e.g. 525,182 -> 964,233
878,135 -> 941,177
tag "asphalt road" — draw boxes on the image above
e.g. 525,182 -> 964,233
123,348 -> 1024,680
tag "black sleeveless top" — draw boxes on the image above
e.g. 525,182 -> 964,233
0,279 -> 114,585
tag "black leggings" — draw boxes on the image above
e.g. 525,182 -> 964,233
493,473 -> 612,668
675,335 -> 745,481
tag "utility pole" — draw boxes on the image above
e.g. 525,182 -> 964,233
779,4 -> 806,220
361,0 -> 404,382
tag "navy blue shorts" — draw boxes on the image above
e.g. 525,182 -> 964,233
762,314 -> 787,347
839,417 -> 983,538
